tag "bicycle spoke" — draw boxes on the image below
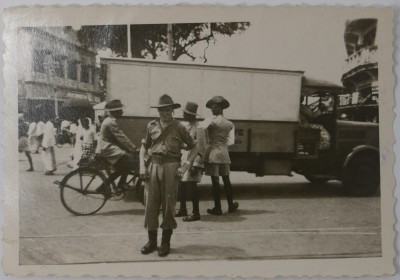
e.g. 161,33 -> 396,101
60,167 -> 107,215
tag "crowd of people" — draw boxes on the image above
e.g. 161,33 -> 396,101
18,94 -> 239,258
18,113 -> 99,175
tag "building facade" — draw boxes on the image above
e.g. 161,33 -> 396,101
339,18 -> 378,122
18,26 -> 102,121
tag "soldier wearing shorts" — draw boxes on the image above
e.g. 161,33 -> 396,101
203,96 -> 239,215
139,94 -> 199,257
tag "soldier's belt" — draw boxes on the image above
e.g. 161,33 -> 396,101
150,155 -> 180,164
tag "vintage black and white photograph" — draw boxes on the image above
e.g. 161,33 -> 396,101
2,5 -> 396,278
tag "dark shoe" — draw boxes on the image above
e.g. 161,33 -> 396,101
183,214 -> 201,222
141,241 -> 157,254
175,209 -> 187,217
207,208 -> 222,215
158,242 -> 170,257
26,168 -> 34,172
44,171 -> 54,176
158,229 -> 173,257
52,168 -> 57,172
141,231 -> 157,255
228,201 -> 239,213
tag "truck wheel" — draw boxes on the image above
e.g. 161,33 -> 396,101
343,154 -> 380,196
304,174 -> 330,184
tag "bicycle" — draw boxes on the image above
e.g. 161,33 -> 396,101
54,155 -> 145,216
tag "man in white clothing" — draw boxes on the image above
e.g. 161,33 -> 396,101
42,115 -> 57,175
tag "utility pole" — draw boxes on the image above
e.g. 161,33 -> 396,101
54,88 -> 58,117
167,24 -> 173,60
127,24 -> 132,58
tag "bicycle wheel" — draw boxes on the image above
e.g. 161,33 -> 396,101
60,167 -> 108,215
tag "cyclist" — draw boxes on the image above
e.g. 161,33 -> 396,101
95,99 -> 138,197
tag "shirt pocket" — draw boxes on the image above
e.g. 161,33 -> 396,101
164,136 -> 182,154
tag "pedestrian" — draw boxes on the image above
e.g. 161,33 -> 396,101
203,96 -> 239,215
27,118 -> 39,154
36,117 -> 45,149
74,118 -> 84,168
41,114 -> 57,175
77,117 -> 97,164
60,119 -> 72,146
139,94 -> 199,257
95,100 -> 138,196
175,101 -> 206,222
18,115 -> 34,171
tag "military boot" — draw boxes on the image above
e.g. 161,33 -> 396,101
141,230 -> 157,254
158,229 -> 173,257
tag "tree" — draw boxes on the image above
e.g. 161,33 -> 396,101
77,25 -> 128,57
77,22 -> 250,61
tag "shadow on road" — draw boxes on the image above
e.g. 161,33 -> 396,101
201,214 -> 247,223
173,244 -> 247,257
96,208 -> 145,216
194,181 -> 354,201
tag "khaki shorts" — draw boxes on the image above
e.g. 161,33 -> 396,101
205,163 -> 230,177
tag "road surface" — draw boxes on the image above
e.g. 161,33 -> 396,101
18,146 -> 381,265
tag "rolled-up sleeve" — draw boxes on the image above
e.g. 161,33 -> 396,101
196,127 -> 206,157
141,124 -> 152,150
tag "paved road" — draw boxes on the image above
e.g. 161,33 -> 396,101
18,147 -> 381,265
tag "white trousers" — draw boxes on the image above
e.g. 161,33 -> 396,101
42,146 -> 56,172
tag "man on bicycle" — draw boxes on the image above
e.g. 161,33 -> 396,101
96,99 -> 138,197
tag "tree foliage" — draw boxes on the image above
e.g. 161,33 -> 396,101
77,22 -> 250,61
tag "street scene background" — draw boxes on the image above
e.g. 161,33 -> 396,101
15,8 -> 382,266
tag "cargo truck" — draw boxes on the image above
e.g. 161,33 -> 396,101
100,58 -> 380,196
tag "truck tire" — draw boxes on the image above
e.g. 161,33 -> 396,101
343,154 -> 380,196
304,174 -> 330,184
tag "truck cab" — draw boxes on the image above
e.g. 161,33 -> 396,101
293,77 -> 380,196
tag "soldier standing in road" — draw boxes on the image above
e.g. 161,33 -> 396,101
203,96 -> 239,215
139,94 -> 199,257
175,101 -> 206,222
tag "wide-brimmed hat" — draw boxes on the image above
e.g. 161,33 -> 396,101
206,96 -> 230,109
151,94 -> 181,109
181,101 -> 200,116
105,99 -> 124,111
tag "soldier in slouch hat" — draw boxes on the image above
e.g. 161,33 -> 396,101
203,96 -> 239,215
139,94 -> 199,257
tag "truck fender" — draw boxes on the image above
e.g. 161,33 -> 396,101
342,145 -> 379,170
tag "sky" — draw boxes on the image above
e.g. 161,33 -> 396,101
173,11 -> 375,85
94,8 -> 382,85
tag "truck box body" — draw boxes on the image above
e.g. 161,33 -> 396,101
102,58 -> 304,174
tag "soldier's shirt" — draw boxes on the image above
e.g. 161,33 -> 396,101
203,115 -> 234,164
142,119 -> 196,159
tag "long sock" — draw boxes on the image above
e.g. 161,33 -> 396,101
191,182 -> 200,215
211,176 -> 221,209
222,175 -> 234,206
178,182 -> 187,210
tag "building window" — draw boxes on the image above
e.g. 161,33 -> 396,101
67,60 -> 78,80
32,50 -> 46,73
91,66 -> 96,85
81,65 -> 89,83
53,59 -> 64,78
